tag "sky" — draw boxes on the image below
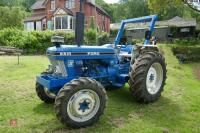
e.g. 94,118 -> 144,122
104,0 -> 119,4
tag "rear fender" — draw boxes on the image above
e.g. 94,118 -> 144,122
131,45 -> 159,63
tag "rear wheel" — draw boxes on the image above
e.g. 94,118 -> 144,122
55,77 -> 107,128
36,83 -> 56,103
129,51 -> 167,103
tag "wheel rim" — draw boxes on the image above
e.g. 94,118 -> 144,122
146,63 -> 163,95
44,88 -> 56,99
67,89 -> 100,122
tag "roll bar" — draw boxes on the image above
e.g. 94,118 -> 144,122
114,15 -> 158,47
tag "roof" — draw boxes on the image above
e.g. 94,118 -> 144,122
96,5 -> 110,18
127,26 -> 169,31
110,16 -> 197,30
161,16 -> 197,27
31,0 -> 45,10
24,15 -> 46,22
53,8 -> 73,16
28,0 -> 110,18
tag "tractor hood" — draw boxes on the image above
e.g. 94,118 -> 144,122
46,44 -> 116,60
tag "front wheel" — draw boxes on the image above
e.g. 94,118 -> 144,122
129,51 -> 167,103
36,83 -> 56,103
55,77 -> 107,128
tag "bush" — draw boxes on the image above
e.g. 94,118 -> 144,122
173,38 -> 200,46
131,39 -> 143,44
0,28 -> 75,54
0,28 -> 111,54
98,32 -> 110,45
85,28 -> 97,45
171,45 -> 200,62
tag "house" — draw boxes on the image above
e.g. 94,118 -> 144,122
110,16 -> 197,42
24,0 -> 110,32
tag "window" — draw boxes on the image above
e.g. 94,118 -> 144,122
62,16 -> 68,29
26,22 -> 34,31
54,16 -> 73,30
51,0 -> 55,11
180,28 -> 190,33
36,21 -> 42,30
55,17 -> 62,29
66,0 -> 75,9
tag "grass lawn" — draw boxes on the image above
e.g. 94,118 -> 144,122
1,45 -> 200,133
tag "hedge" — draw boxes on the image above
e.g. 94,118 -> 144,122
0,28 -> 111,54
173,38 -> 200,46
171,45 -> 200,62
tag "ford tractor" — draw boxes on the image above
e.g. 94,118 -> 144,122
35,1 -> 167,128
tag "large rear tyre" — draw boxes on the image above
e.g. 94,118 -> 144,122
36,83 -> 56,103
129,51 -> 167,103
55,77 -> 107,128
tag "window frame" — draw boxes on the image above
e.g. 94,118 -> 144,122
54,15 -> 74,30
50,0 -> 56,11
65,0 -> 75,9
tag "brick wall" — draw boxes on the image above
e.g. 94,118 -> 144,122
32,0 -> 110,32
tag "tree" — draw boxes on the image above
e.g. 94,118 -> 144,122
147,0 -> 183,19
0,6 -> 26,30
113,0 -> 149,22
22,0 -> 37,12
96,0 -> 117,22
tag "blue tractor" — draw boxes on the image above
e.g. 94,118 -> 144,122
36,2 -> 166,128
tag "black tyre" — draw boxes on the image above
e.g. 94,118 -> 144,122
55,77 -> 107,128
129,51 -> 167,103
36,83 -> 56,103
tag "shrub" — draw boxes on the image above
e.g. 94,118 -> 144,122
131,39 -> 143,44
98,32 -> 110,45
85,28 -> 97,45
171,45 -> 200,62
173,38 -> 200,46
0,28 -> 75,54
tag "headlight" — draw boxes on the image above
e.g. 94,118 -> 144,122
49,60 -> 67,77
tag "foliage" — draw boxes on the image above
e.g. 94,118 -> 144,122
85,28 -> 97,45
110,29 -> 119,38
89,16 -> 95,29
22,0 -> 37,11
171,45 -> 200,62
131,39 -> 144,45
0,28 -> 112,53
0,6 -> 26,30
0,28 -> 75,54
96,0 -> 116,22
147,0 -> 200,23
98,32 -> 110,45
173,39 -> 200,46
113,0 -> 149,22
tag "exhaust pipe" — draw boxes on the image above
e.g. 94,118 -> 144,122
75,0 -> 85,47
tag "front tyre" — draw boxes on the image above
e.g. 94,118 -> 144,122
55,77 -> 107,128
36,83 -> 56,103
129,51 -> 167,103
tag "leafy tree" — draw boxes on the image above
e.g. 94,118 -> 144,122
96,0 -> 117,22
113,0 -> 149,22
147,0 -> 184,19
22,0 -> 37,12
0,6 -> 26,30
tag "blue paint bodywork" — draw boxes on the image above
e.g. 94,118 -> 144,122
36,15 -> 158,94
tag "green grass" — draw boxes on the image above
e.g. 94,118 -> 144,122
1,46 -> 200,133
